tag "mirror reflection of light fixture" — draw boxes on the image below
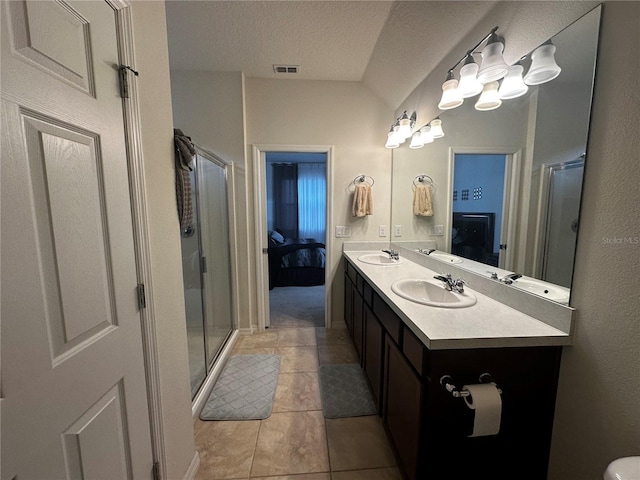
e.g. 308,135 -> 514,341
524,41 -> 561,85
429,118 -> 445,138
457,55 -> 484,98
438,70 -> 464,110
499,63 -> 529,99
421,126 -> 434,144
398,111 -> 412,139
409,131 -> 424,149
475,81 -> 502,111
477,32 -> 509,84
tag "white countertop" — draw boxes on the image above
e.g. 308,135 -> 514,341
344,251 -> 571,350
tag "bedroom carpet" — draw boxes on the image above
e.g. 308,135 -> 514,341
269,285 -> 325,327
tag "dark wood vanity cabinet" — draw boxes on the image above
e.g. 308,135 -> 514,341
343,258 -> 563,480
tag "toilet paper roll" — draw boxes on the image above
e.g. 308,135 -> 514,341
463,383 -> 502,437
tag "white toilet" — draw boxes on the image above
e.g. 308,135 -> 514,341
604,456 -> 640,480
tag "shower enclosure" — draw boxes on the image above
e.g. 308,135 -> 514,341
180,150 -> 236,398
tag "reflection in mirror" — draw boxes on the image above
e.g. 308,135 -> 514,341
391,6 -> 601,305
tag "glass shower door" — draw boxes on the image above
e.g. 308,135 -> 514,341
197,155 -> 234,364
181,152 -> 235,399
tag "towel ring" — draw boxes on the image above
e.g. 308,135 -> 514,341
413,175 -> 433,187
353,175 -> 374,187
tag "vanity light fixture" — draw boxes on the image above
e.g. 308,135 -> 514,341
524,41 -> 561,85
409,130 -> 424,149
498,62 -> 529,99
385,125 -> 400,149
475,81 -> 502,111
398,111 -> 413,140
477,32 -> 510,84
438,71 -> 464,110
429,118 -> 445,138
421,126 -> 434,144
457,55 -> 484,98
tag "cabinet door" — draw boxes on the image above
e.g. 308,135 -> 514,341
363,305 -> 384,412
352,283 -> 364,362
384,337 -> 422,480
344,272 -> 354,335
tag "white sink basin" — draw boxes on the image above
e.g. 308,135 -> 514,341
429,252 -> 464,264
510,277 -> 570,304
357,253 -> 404,265
391,279 -> 477,308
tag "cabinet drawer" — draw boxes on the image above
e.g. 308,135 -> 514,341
346,260 -> 357,283
363,282 -> 374,308
373,293 -> 402,345
403,327 -> 428,377
356,273 -> 365,295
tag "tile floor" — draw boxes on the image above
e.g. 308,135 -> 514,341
194,325 -> 402,480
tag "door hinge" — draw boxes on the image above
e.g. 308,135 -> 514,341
152,461 -> 160,480
499,244 -> 508,250
119,65 -> 139,98
137,283 -> 146,310
262,247 -> 269,254
201,256 -> 207,273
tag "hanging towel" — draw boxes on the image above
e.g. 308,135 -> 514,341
413,184 -> 433,216
352,184 -> 373,217
174,129 -> 196,230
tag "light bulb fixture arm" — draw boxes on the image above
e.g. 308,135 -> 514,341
446,26 -> 499,73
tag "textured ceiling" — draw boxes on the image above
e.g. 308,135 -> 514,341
165,1 -> 502,109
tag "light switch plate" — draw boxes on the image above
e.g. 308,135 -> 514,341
335,226 -> 352,238
429,224 -> 444,236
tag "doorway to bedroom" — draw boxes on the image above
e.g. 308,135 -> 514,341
266,152 -> 327,328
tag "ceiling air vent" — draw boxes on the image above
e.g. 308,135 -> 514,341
273,64 -> 299,74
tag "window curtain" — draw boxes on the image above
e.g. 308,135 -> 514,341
272,164 -> 298,239
297,163 -> 326,242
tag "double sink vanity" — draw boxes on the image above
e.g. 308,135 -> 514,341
342,243 -> 574,480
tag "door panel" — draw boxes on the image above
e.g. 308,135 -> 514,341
1,1 -> 153,478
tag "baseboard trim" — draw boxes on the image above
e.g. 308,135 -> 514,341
183,451 -> 200,480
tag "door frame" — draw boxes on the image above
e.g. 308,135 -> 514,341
109,0 -> 167,477
448,147 -> 522,271
253,144 -> 334,330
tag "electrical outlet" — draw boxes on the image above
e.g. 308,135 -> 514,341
379,225 -> 387,237
335,226 -> 352,238
429,225 -> 445,236
394,225 -> 402,237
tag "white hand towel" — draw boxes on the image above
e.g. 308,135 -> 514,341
352,184 -> 373,217
413,184 -> 433,216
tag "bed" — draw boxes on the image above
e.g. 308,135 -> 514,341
267,230 -> 326,290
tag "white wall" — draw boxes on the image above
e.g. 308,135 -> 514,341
170,70 -> 253,330
130,3 -> 195,478
245,79 -> 393,326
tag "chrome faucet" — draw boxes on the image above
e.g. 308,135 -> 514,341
433,274 -> 466,293
418,248 -> 436,255
382,249 -> 399,260
501,273 -> 523,285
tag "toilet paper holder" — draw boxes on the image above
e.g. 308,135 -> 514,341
440,373 -> 503,398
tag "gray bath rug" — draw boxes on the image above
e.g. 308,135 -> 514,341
318,363 -> 376,418
200,354 -> 280,421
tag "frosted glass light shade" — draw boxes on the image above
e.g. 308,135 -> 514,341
438,78 -> 463,110
385,130 -> 399,149
457,62 -> 484,98
421,126 -> 434,144
477,36 -> 509,84
524,43 -> 561,85
430,118 -> 445,138
499,64 -> 529,99
398,117 -> 412,139
475,82 -> 502,111
409,131 -> 424,149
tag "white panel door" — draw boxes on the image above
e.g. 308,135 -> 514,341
1,1 -> 153,478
